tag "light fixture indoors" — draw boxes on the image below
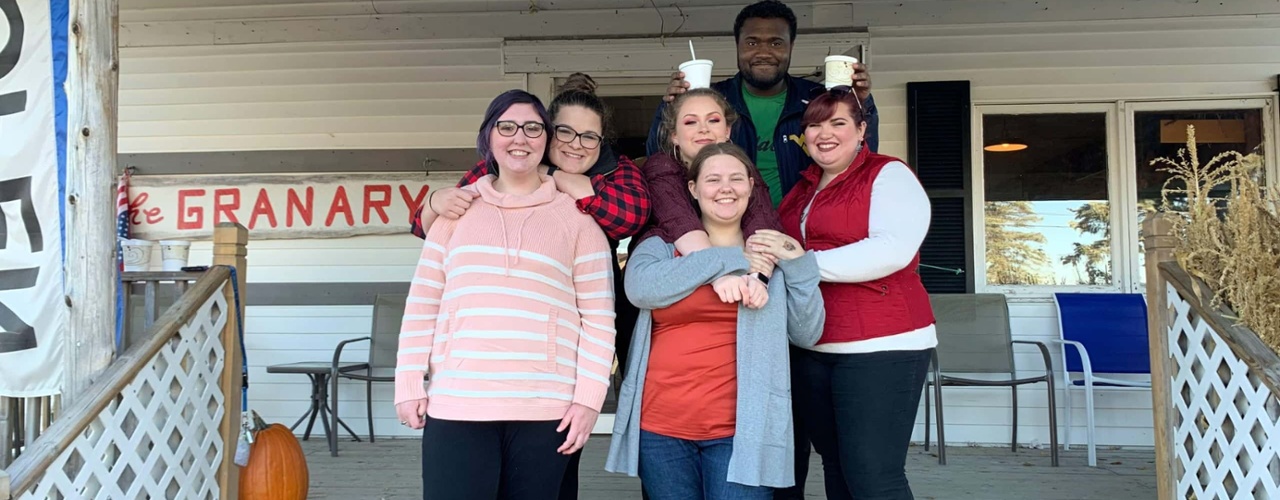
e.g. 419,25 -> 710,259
984,116 -> 1028,152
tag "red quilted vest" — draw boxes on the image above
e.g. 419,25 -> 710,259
778,147 -> 935,344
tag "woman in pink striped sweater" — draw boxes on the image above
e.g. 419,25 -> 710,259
394,90 -> 616,500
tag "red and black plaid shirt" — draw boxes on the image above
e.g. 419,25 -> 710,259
409,156 -> 651,241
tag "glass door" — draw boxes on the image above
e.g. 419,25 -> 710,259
1126,99 -> 1274,291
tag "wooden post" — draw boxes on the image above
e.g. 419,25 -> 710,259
1143,213 -> 1178,499
61,0 -> 120,406
212,223 -> 247,499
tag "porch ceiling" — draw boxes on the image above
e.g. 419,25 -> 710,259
116,0 -> 1280,48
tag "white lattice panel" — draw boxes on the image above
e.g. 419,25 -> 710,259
1167,283 -> 1280,500
19,285 -> 230,500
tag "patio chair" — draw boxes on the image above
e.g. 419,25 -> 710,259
328,292 -> 408,456
1050,292 -> 1150,467
923,293 -> 1059,466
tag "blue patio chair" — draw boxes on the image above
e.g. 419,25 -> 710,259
1050,292 -> 1151,467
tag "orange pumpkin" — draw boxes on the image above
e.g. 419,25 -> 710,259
239,411 -> 309,500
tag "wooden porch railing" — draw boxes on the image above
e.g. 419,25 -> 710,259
122,271 -> 204,352
1,223 -> 247,500
1144,213 -> 1280,500
0,277 -> 199,473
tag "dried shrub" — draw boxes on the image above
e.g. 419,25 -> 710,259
1158,125 -> 1280,349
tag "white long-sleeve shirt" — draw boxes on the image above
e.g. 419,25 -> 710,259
801,161 -> 939,354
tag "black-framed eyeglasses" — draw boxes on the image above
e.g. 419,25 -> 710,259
494,120 -> 546,138
553,125 -> 603,150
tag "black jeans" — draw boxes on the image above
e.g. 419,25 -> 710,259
791,348 -> 931,500
421,417 -> 573,500
558,450 -> 582,500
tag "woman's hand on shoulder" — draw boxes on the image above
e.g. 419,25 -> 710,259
427,187 -> 477,220
549,169 -> 596,200
747,230 -> 806,261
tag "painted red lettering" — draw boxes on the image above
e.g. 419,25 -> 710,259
177,189 -> 205,230
128,192 -> 164,225
326,186 -> 354,227
286,187 -> 314,228
399,184 -> 430,212
249,188 -> 277,230
214,188 -> 241,224
363,184 -> 392,225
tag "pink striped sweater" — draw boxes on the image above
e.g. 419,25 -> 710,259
394,174 -> 616,421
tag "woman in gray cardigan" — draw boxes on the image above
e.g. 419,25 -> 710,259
605,143 -> 825,499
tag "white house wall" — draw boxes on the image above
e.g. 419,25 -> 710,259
114,1 -> 1280,446
869,17 -> 1280,159
120,39 -> 517,153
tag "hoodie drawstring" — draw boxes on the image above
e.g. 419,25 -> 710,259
497,211 -> 511,275
496,209 -> 536,276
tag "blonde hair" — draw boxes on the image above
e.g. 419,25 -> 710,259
658,88 -> 739,159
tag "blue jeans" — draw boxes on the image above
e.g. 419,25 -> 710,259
638,430 -> 773,500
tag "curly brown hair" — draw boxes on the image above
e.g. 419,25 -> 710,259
658,88 -> 739,160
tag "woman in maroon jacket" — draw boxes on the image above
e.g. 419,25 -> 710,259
409,74 -> 650,500
640,88 -> 780,273
748,87 -> 936,500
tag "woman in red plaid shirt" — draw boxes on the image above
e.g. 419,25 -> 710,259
408,73 -> 650,500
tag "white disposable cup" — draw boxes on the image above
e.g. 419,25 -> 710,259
121,239 -> 154,272
824,55 -> 859,89
159,240 -> 191,272
679,59 -> 714,89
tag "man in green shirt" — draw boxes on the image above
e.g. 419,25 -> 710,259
743,85 -> 789,206
645,0 -> 879,209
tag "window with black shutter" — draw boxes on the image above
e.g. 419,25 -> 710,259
907,81 -> 974,293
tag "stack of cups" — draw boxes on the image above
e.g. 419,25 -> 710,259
824,55 -> 858,89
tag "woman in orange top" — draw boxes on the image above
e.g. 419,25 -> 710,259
606,143 -> 825,499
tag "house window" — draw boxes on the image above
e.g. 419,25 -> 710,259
981,112 -> 1113,287
974,99 -> 1274,295
1131,105 -> 1269,288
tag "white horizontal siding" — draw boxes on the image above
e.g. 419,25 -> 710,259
869,17 -> 1280,159
119,40 -> 518,153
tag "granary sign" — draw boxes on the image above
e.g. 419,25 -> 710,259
127,172 -> 466,240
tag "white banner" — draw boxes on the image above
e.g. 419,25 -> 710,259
128,172 -> 466,240
0,0 -> 68,396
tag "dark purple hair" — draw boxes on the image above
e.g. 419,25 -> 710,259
477,90 -> 552,169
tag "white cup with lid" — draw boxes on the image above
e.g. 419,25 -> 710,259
679,59 -> 714,89
824,55 -> 859,89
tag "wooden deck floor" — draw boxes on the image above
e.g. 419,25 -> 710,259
300,437 -> 1157,499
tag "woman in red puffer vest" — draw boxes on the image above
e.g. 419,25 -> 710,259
748,87 -> 935,500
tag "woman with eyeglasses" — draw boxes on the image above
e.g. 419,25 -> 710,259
409,73 -> 648,500
747,87 -> 936,500
394,89 -> 616,500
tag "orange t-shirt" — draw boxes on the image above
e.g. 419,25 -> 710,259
641,284 -> 739,441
